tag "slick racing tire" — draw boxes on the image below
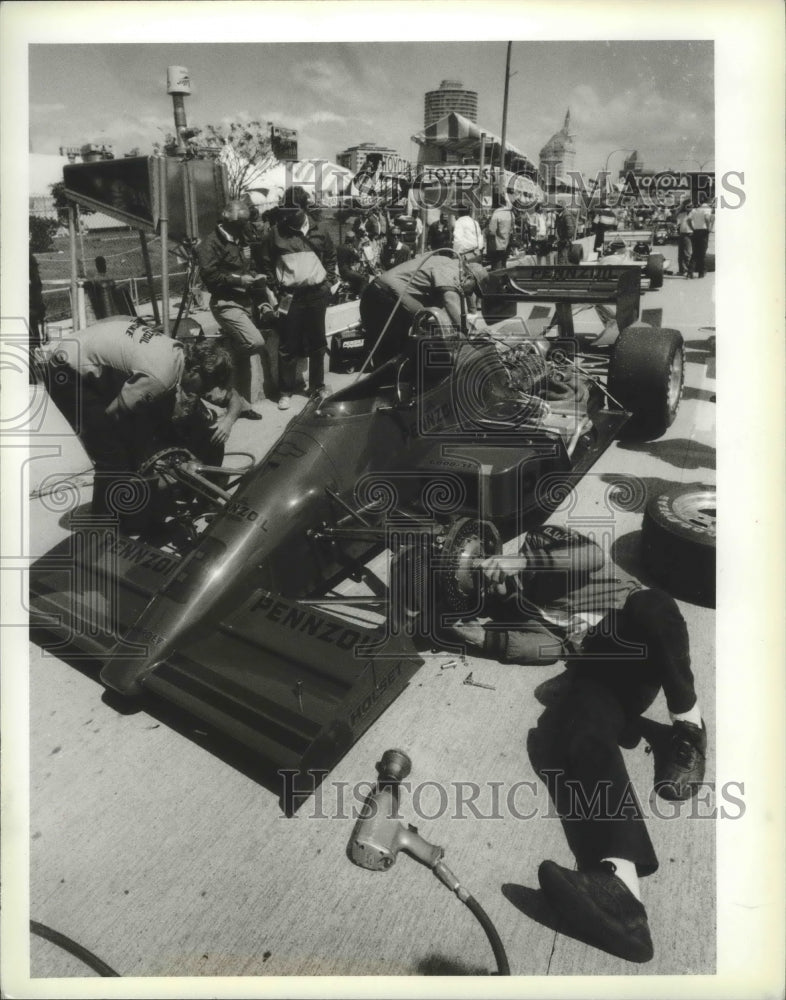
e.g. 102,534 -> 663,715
568,242 -> 584,264
608,325 -> 684,440
641,483 -> 716,607
645,253 -> 665,289
705,252 -> 716,273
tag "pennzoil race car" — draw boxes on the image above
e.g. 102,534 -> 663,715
594,230 -> 671,289
30,264 -> 684,805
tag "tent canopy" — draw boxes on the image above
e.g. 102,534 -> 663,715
412,112 -> 536,171
243,158 -> 356,209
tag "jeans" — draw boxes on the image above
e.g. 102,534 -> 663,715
211,299 -> 264,352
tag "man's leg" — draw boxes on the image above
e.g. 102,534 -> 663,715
210,300 -> 266,402
537,677 -> 656,963
695,231 -> 709,277
617,589 -> 707,800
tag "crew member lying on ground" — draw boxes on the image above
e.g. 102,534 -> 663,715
394,524 -> 708,964
360,252 -> 489,367
44,316 -> 252,528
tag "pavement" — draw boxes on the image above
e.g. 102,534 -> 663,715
14,242 -> 719,990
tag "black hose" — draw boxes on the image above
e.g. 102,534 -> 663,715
30,920 -> 120,977
463,894 -> 510,976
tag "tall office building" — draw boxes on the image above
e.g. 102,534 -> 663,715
424,80 -> 478,128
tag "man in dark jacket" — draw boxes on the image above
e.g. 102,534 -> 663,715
198,200 -> 269,357
254,186 -> 337,410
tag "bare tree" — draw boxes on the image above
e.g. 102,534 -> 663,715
155,120 -> 278,199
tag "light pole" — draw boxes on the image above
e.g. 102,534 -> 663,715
603,148 -> 634,203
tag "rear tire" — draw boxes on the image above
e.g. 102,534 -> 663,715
641,483 -> 716,606
705,252 -> 715,273
645,253 -> 664,289
608,325 -> 684,439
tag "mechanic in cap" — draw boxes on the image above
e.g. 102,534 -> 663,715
360,253 -> 489,367
44,316 -> 248,529
391,526 -> 707,965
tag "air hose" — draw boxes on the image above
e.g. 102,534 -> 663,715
433,861 -> 511,975
29,919 -> 120,977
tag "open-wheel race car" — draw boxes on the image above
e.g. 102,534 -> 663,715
29,264 -> 685,808
594,229 -> 671,289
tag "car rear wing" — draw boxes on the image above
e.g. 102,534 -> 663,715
603,230 -> 653,247
481,264 -> 641,337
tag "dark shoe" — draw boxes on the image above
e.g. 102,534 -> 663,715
538,860 -> 653,963
241,407 -> 263,420
655,720 -> 707,801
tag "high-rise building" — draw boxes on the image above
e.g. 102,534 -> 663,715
336,141 -> 400,174
424,80 -> 478,128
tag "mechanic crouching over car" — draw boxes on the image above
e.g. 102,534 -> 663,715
44,316 -> 249,532
392,524 -> 708,964
360,252 -> 489,368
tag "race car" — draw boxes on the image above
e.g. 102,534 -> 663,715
29,264 -> 684,806
595,229 -> 671,289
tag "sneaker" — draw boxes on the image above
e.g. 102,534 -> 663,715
277,395 -> 291,411
538,860 -> 653,963
655,720 -> 707,801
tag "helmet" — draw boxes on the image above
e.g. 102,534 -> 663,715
221,200 -> 251,223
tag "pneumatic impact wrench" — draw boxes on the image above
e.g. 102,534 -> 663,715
348,749 -> 510,975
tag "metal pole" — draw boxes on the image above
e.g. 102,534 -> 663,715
138,229 -> 160,326
67,201 -> 80,330
498,41 -> 512,201
158,158 -> 170,336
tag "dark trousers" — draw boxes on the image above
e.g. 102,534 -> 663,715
278,286 -> 329,394
550,589 -> 697,876
689,230 -> 710,277
678,233 -> 693,274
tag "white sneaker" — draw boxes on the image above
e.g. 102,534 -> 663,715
278,394 -> 291,411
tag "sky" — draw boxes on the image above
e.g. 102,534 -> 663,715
28,39 -> 714,178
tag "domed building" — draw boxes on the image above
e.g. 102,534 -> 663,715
538,109 -> 576,192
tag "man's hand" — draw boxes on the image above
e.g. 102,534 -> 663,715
479,556 -> 519,597
210,413 -> 235,445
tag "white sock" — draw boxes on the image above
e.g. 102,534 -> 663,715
601,857 -> 641,901
670,702 -> 703,727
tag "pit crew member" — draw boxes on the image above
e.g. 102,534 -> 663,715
360,253 -> 489,367
45,316 -> 247,524
395,524 -> 708,963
